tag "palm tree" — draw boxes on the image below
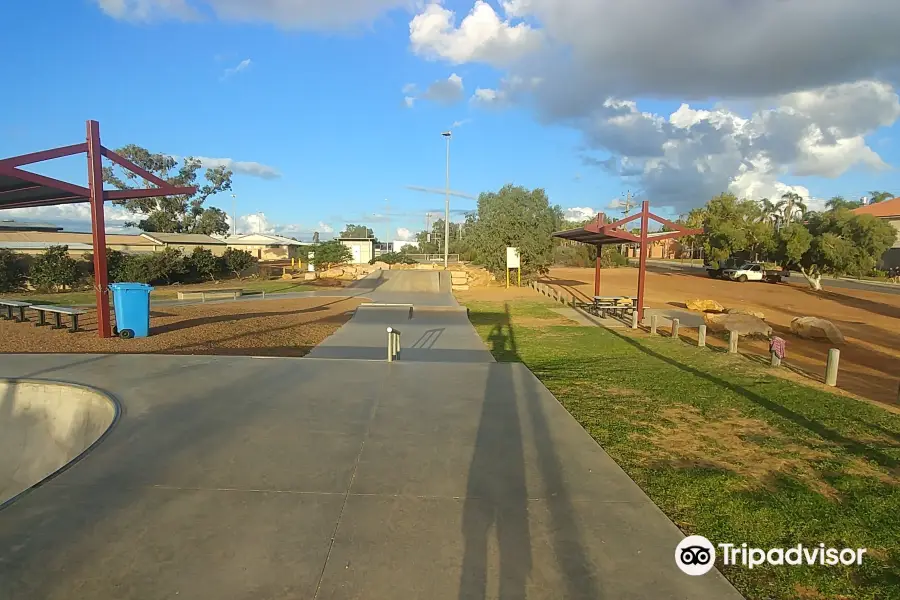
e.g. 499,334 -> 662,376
757,198 -> 780,225
868,190 -> 895,204
776,191 -> 807,224
824,195 -> 861,211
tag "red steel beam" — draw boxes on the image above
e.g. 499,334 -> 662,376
637,200 -> 650,323
102,147 -> 177,190
105,187 -> 195,201
0,184 -> 43,197
87,120 -> 112,338
0,143 -> 88,169
0,165 -> 90,199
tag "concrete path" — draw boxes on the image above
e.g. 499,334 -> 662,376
0,354 -> 741,599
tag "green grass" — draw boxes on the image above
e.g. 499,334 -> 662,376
466,299 -> 900,600
5,279 -> 317,307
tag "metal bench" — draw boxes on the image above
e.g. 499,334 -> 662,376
176,288 -> 243,302
0,299 -> 32,322
30,305 -> 88,333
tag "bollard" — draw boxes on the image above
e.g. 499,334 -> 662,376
631,311 -> 639,330
387,327 -> 401,362
728,330 -> 739,354
650,315 -> 658,335
671,318 -> 680,340
697,324 -> 707,347
825,348 -> 840,386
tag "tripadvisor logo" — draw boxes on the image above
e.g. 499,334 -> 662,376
675,536 -> 867,575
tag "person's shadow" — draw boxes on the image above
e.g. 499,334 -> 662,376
458,321 -> 531,599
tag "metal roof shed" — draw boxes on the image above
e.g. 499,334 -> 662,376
0,120 -> 196,338
552,200 -> 701,321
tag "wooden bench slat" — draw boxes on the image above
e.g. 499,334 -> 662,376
30,305 -> 88,315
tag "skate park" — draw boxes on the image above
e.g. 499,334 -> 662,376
0,267 -> 742,599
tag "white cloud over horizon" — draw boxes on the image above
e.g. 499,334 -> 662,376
196,156 -> 281,179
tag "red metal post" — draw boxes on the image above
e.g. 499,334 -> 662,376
636,200 -> 650,323
86,120 -> 112,338
594,253 -> 601,296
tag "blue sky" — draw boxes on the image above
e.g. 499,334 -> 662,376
2,1 -> 899,239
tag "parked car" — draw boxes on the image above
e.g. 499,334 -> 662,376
722,262 -> 789,283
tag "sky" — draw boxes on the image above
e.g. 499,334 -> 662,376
2,0 -> 900,240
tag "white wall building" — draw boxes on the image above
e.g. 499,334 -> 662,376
339,238 -> 374,264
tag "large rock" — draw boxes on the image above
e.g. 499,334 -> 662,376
370,261 -> 390,270
726,307 -> 765,320
790,317 -> 845,345
321,267 -> 344,278
687,299 -> 726,313
303,272 -> 317,281
704,313 -> 772,338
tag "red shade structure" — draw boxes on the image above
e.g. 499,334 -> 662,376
552,200 -> 702,322
0,120 -> 196,338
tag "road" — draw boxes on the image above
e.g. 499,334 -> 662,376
640,260 -> 900,296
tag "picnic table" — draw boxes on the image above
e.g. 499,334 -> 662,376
0,299 -> 32,322
587,296 -> 638,318
30,305 -> 88,333
176,288 -> 243,302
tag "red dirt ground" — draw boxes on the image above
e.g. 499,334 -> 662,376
541,267 -> 900,408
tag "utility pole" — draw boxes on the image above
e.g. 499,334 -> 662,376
441,130 -> 452,268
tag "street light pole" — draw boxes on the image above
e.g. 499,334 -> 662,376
442,131 -> 452,268
231,193 -> 237,237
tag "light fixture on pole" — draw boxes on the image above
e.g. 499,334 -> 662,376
441,130 -> 452,268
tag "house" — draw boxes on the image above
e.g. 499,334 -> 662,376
0,219 -> 63,232
222,233 -> 304,261
0,232 -> 158,256
339,238 -> 374,264
853,197 -> 900,269
624,238 -> 679,259
138,233 -> 227,256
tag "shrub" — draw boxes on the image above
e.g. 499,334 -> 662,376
223,248 -> 256,279
370,252 -> 416,265
600,247 -> 629,268
189,247 -> 221,282
0,249 -> 27,292
30,245 -> 79,291
313,240 -> 352,270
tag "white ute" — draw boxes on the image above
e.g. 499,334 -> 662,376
722,263 -> 764,282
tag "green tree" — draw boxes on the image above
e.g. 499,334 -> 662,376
189,247 -> 221,282
0,249 -> 26,292
102,145 -> 232,234
222,248 -> 256,279
144,248 -> 188,284
868,190 -> 894,204
776,191 -> 807,224
467,184 -> 560,280
313,240 -> 353,269
340,224 -> 375,239
702,193 -> 771,265
825,195 -> 862,211
30,246 -> 79,292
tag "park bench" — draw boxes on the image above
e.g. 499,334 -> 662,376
0,299 -> 32,322
30,305 -> 88,333
176,288 -> 243,302
589,296 -> 638,318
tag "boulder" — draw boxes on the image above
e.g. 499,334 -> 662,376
687,299 -> 726,313
790,317 -> 845,345
726,307 -> 765,320
703,313 -> 772,338
321,267 -> 344,278
303,272 -> 317,281
370,261 -> 390,270
281,273 -> 294,281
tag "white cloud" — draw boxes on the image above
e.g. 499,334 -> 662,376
396,227 -> 413,241
222,58 -> 251,79
96,0 -> 409,29
451,118 -> 472,129
406,73 -> 465,106
564,207 -> 596,222
4,203 -> 142,233
409,1 -> 542,66
318,221 -> 334,234
195,156 -> 281,179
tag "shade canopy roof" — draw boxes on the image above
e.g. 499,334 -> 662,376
553,226 -> 677,246
0,173 -> 88,209
552,208 -> 701,247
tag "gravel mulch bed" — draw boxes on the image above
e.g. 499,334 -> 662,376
0,297 -> 362,357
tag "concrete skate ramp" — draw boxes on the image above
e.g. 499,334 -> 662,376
0,379 -> 117,506
376,270 -> 440,293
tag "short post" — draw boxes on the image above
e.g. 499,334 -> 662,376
387,327 -> 395,362
728,330 -> 739,354
630,310 -> 638,330
671,318 -> 680,340
698,324 -> 707,347
650,314 -> 658,335
825,348 -> 840,386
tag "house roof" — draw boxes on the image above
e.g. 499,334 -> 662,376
226,233 -> 303,246
338,237 -> 375,242
553,227 -> 676,246
0,232 -> 154,245
140,233 -> 226,245
853,197 -> 900,218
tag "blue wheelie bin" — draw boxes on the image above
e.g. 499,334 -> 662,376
109,283 -> 153,339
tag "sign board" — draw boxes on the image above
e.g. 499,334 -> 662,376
506,247 -> 520,269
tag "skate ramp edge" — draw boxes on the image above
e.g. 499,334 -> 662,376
0,379 -> 118,508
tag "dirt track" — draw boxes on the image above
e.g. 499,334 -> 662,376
542,267 -> 900,408
0,297 -> 362,357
